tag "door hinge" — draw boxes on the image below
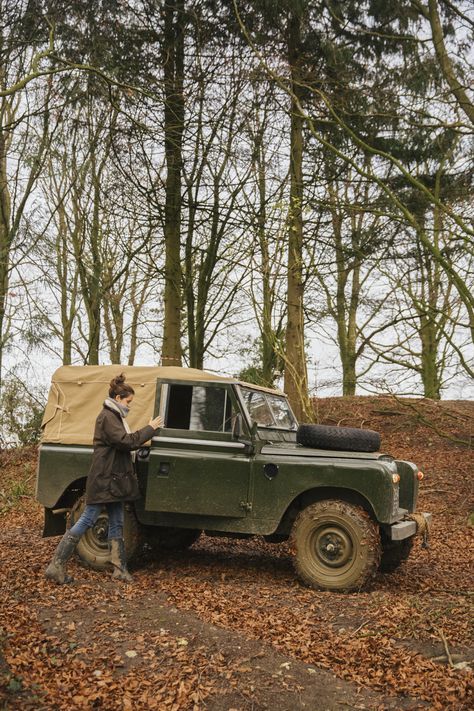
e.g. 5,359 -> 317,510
240,501 -> 252,512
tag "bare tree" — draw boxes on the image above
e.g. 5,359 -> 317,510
0,5 -> 61,381
241,79 -> 288,386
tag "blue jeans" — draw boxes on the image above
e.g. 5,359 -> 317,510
69,502 -> 124,539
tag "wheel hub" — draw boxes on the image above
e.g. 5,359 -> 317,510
92,516 -> 109,544
315,527 -> 353,568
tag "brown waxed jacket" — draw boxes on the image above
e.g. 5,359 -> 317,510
85,404 -> 156,505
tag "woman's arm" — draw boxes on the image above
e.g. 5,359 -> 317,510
101,412 -> 157,451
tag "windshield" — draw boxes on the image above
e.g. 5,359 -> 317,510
240,387 -> 298,430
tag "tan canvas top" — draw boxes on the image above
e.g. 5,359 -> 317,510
41,365 -> 235,445
41,364 -> 285,445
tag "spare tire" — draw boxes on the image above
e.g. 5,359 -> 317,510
297,423 -> 380,453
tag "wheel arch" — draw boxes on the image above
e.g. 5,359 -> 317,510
275,486 -> 378,538
55,477 -> 87,508
42,478 -> 87,537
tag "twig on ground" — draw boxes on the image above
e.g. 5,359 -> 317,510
351,620 -> 370,636
436,627 -> 454,667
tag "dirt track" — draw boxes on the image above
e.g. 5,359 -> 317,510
1,397 -> 473,710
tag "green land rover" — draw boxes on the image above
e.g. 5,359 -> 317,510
36,365 -> 431,592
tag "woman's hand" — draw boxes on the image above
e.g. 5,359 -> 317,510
149,415 -> 163,430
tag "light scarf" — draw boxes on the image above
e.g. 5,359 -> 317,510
104,398 -> 135,461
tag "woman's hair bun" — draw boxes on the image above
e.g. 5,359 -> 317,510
109,372 -> 134,399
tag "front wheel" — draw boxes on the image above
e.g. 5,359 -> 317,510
69,496 -> 141,570
290,500 -> 381,592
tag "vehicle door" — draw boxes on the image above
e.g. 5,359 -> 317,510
145,381 -> 252,517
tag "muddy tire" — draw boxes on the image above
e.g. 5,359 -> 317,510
144,526 -> 201,552
290,500 -> 381,592
69,496 -> 141,571
297,424 -> 380,453
380,537 -> 414,573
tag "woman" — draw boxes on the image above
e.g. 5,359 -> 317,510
45,373 -> 162,584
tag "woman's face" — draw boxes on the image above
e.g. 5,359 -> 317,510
116,394 -> 134,407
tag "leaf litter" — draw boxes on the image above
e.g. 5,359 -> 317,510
0,397 -> 472,709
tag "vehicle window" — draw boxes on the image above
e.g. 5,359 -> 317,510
266,393 -> 298,429
165,384 -> 234,432
240,389 -> 275,427
240,387 -> 297,430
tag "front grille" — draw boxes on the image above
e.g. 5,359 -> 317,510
392,486 -> 400,518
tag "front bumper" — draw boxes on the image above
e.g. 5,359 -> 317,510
388,512 -> 432,541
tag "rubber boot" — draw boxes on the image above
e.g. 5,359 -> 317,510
45,532 -> 80,584
109,538 -> 133,582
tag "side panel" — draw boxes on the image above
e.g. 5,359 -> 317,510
138,451 -> 397,535
36,445 -> 92,508
250,452 -> 398,525
145,436 -> 251,517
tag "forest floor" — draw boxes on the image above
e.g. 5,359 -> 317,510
0,396 -> 473,710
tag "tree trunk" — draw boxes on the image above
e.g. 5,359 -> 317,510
417,171 -> 444,400
256,125 -> 278,387
161,0 -> 185,367
419,315 -> 441,399
284,8 -> 310,421
57,199 -> 74,365
0,123 -> 11,385
86,152 -> 102,365
427,0 -> 474,127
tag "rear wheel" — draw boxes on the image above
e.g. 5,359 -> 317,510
291,500 -> 381,592
69,496 -> 141,570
